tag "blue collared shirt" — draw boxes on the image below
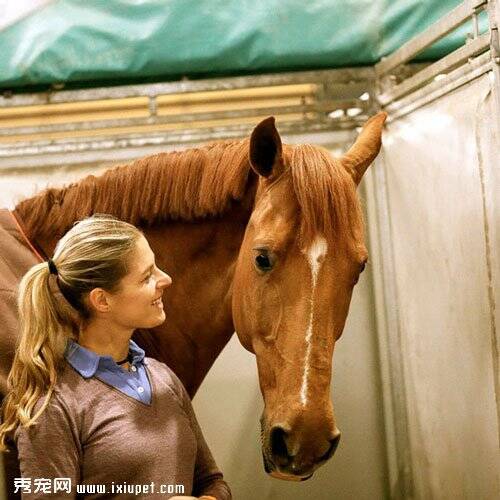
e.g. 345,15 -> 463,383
64,338 -> 152,405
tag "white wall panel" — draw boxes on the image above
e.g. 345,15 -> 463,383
370,72 -> 499,499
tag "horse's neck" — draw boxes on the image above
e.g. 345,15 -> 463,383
136,199 -> 253,396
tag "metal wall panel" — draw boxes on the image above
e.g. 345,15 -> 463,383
368,72 -> 499,498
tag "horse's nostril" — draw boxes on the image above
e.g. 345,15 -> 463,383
320,434 -> 341,462
270,426 -> 292,464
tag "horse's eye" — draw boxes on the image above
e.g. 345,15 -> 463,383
255,253 -> 273,272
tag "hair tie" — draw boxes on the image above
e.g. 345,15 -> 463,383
47,259 -> 58,276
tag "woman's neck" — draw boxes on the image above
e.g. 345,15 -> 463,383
78,318 -> 132,363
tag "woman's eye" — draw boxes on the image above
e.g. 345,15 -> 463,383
255,253 -> 273,271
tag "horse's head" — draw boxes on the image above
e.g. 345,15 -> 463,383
232,113 -> 386,480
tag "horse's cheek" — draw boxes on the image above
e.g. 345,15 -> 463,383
255,282 -> 283,342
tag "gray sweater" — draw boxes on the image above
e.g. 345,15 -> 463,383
14,357 -> 231,499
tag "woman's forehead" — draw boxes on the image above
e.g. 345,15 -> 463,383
128,236 -> 154,273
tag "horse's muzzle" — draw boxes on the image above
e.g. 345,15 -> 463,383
261,423 -> 341,480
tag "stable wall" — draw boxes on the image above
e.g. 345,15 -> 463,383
365,71 -> 500,498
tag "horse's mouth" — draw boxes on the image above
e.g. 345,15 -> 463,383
262,452 -> 314,482
269,470 -> 314,482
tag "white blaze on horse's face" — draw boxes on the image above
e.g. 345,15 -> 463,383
300,235 -> 328,407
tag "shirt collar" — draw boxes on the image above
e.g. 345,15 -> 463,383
64,338 -> 146,378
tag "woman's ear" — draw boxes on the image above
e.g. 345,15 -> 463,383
88,288 -> 111,313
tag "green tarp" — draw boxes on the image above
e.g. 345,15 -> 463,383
0,0 -> 484,91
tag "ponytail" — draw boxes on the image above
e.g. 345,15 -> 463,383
0,261 -> 77,451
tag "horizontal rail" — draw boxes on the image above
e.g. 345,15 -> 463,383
0,118 -> 366,165
376,0 -> 488,76
378,32 -> 490,105
0,68 -> 375,108
0,100 -> 365,137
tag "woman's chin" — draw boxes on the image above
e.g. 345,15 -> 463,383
131,309 -> 166,330
153,310 -> 166,326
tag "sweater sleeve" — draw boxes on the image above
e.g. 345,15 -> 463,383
14,393 -> 81,499
165,367 -> 232,500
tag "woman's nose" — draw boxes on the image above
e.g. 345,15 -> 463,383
158,270 -> 172,288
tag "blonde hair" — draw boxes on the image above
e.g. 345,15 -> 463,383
0,214 -> 142,450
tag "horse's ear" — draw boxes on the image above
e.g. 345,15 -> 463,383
341,112 -> 387,185
249,116 -> 284,179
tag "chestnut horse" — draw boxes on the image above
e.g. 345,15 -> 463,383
0,113 -> 386,491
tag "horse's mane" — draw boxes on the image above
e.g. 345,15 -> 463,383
15,139 -> 362,247
15,139 -> 252,240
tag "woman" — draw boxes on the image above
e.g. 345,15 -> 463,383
0,214 -> 231,500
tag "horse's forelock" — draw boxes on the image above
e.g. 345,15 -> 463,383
286,144 -> 363,249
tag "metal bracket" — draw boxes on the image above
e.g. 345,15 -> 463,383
491,26 -> 500,63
